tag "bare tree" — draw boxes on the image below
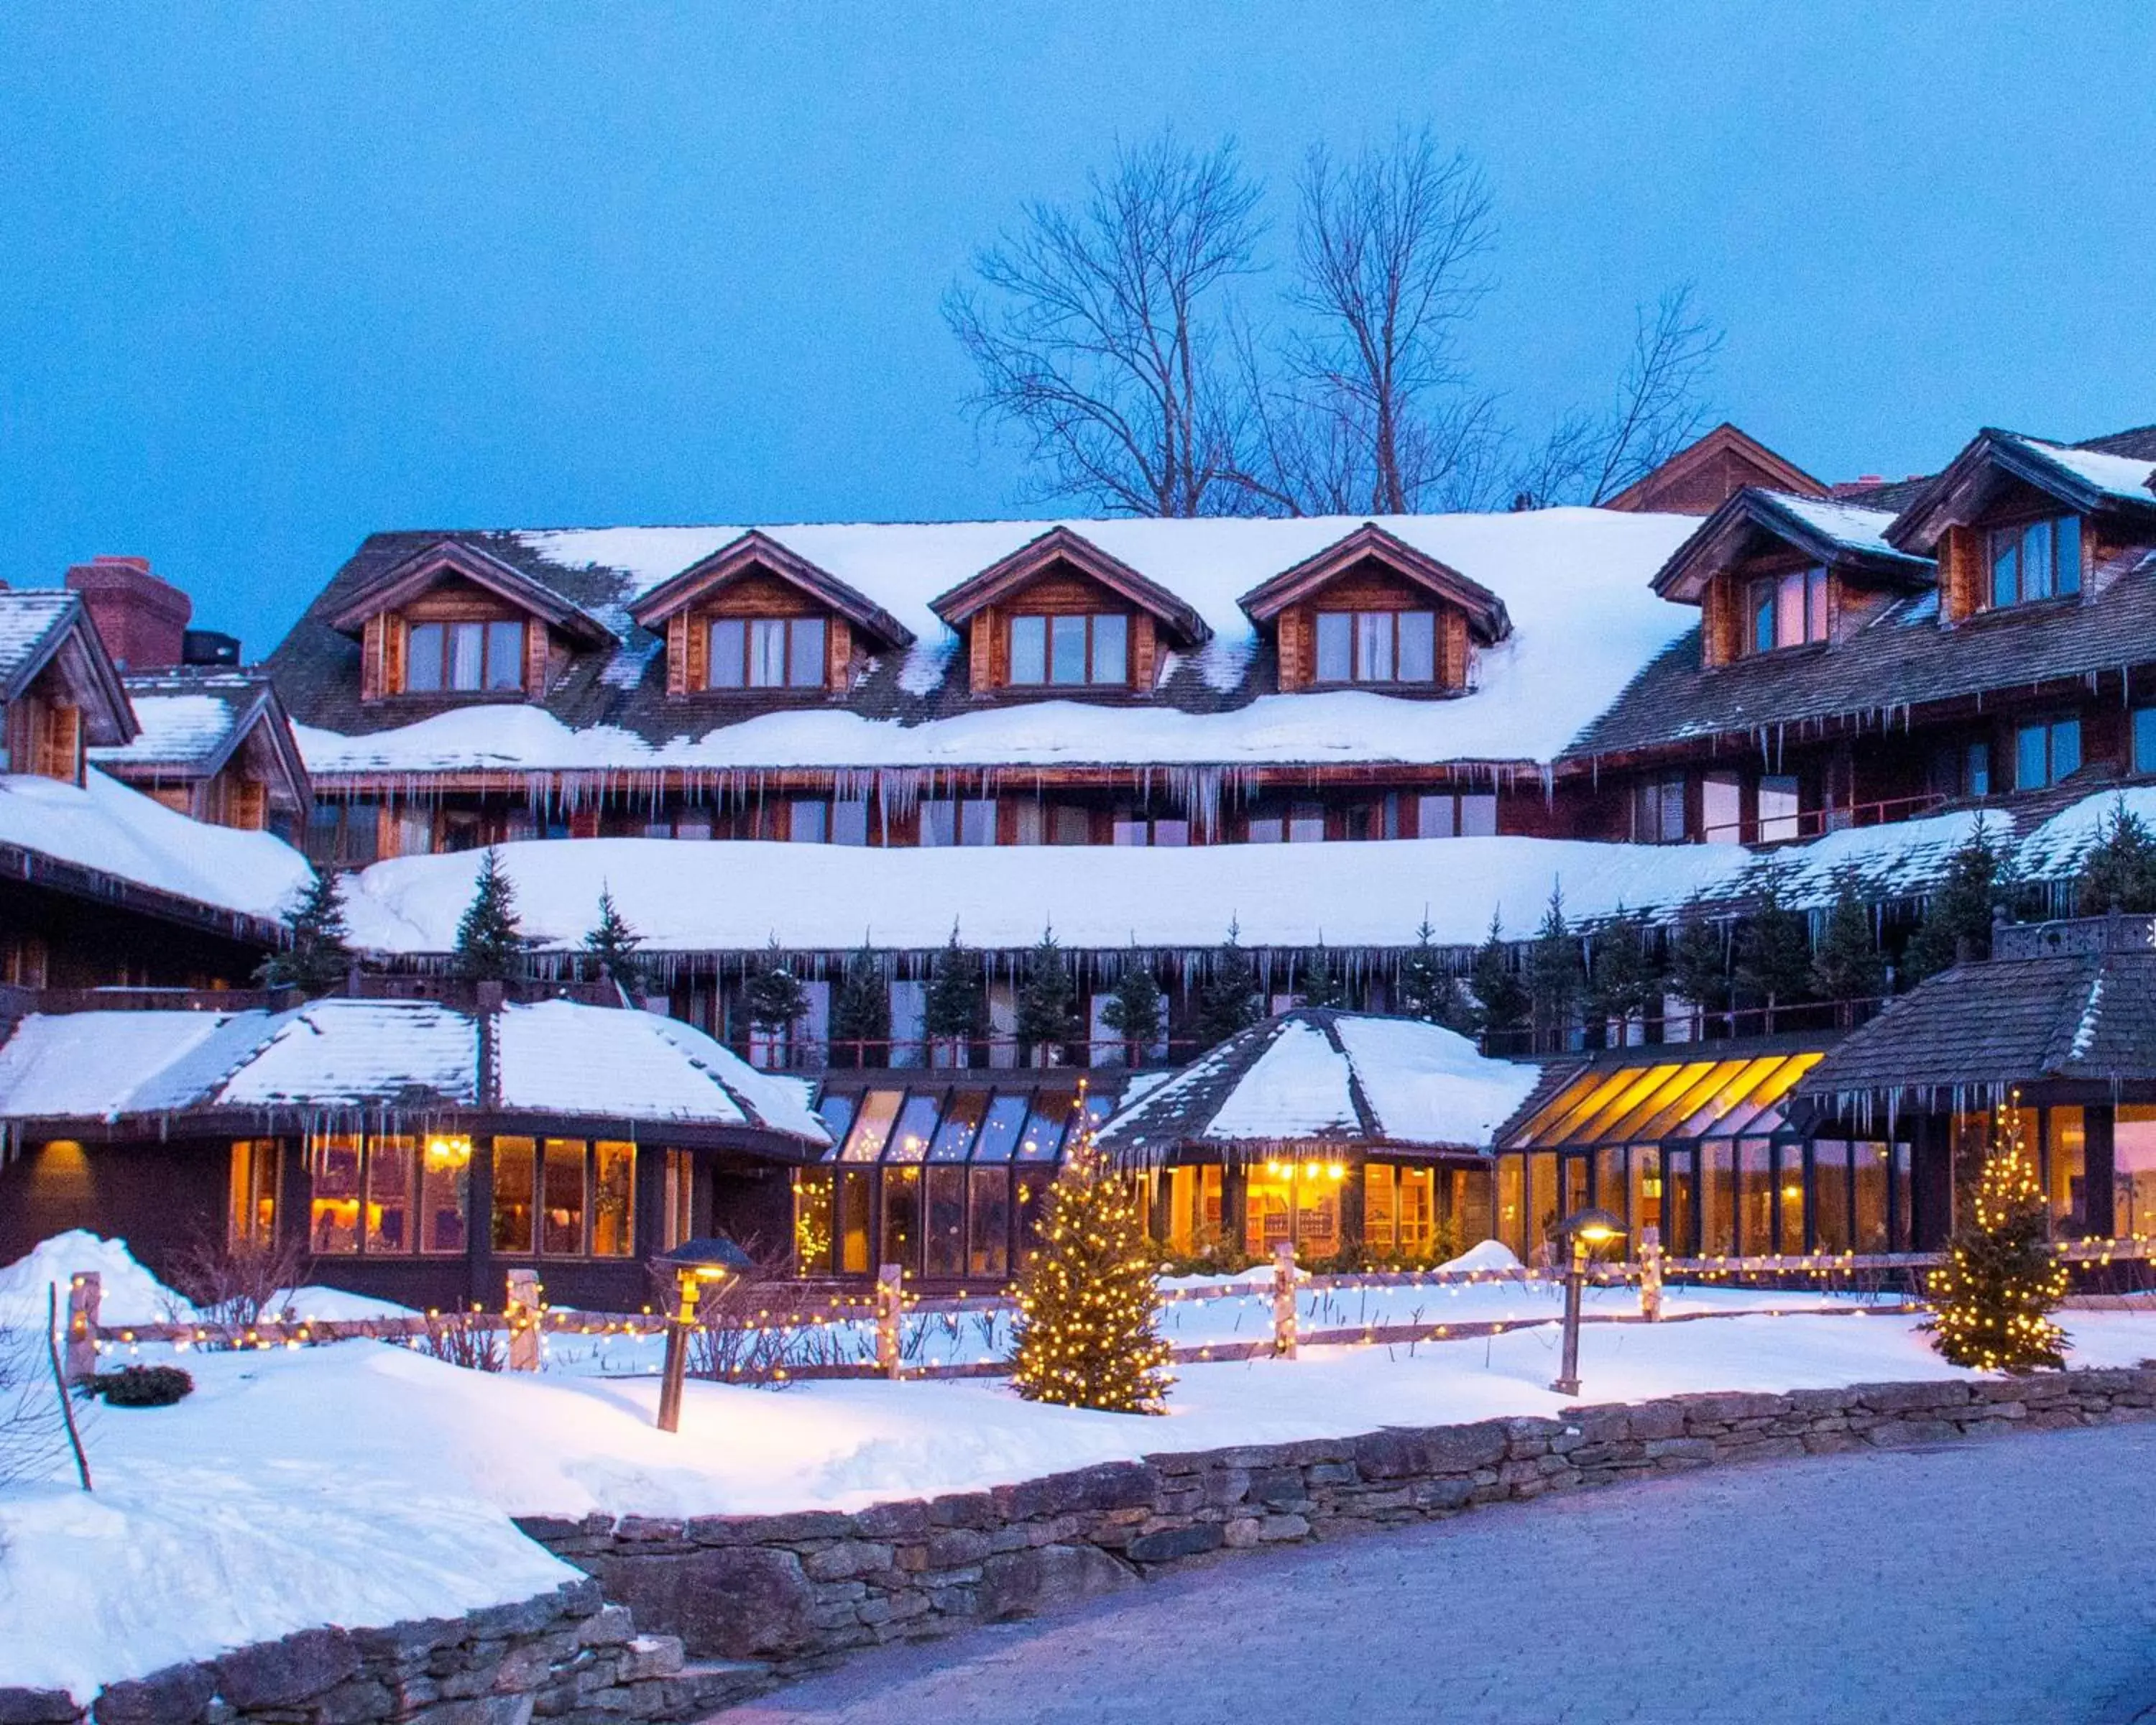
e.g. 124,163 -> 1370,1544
944,132 -> 1263,518
1511,284 -> 1724,507
1249,130 -> 1502,515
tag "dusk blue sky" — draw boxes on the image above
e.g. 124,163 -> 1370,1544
1,3 -> 2151,642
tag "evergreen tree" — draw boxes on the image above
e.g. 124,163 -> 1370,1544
1585,904 -> 1658,1045
1925,1098 -> 2068,1371
743,937 -> 812,1037
1468,909 -> 1530,1042
1008,1136 -> 1173,1414
1014,924 -> 1083,1063
923,924 -> 987,1054
1296,939 -> 1350,1009
1526,886 -> 1583,1052
1192,920 -> 1263,1049
2077,796 -> 2156,915
258,870 -> 356,995
828,942 -> 891,1067
1902,819 -> 2002,983
1667,907 -> 1730,1034
581,888 -> 645,995
1100,949 -> 1165,1062
1810,875 -> 1885,1020
453,848 -> 531,982
1733,868 -> 1814,1029
1396,916 -> 1465,1029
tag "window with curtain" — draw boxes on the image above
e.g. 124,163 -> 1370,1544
405,619 -> 525,693
707,615 -> 826,689
1313,610 -> 1437,684
1745,566 -> 1829,655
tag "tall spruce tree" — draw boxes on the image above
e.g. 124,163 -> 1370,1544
582,888 -> 645,995
1396,916 -> 1465,1028
1526,886 -> 1583,1052
1296,939 -> 1350,1009
1585,904 -> 1658,1045
2077,796 -> 2156,915
1469,909 -> 1530,1042
1733,868 -> 1814,1029
259,870 -> 355,995
1902,819 -> 2002,983
1100,949 -> 1165,1062
923,924 -> 987,1054
743,937 -> 812,1039
829,942 -> 891,1067
1015,924 -> 1083,1063
1925,1100 -> 2068,1371
1667,907 -> 1730,1034
1192,921 -> 1262,1049
1810,875 -> 1885,1020
453,848 -> 530,982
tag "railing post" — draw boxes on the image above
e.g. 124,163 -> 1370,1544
65,1271 -> 101,1381
505,1268 -> 542,1371
1639,1225 -> 1664,1322
875,1263 -> 904,1379
1271,1241 -> 1298,1359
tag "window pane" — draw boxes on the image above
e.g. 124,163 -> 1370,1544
831,799 -> 870,845
1090,613 -> 1128,684
888,1092 -> 943,1164
1248,816 -> 1284,843
1009,615 -> 1046,684
2136,709 -> 2156,776
406,623 -> 445,692
543,1139 -> 587,1255
929,1090 -> 986,1161
881,1167 -> 921,1271
1357,612 -> 1393,681
1460,794 -> 1498,837
838,1169 -> 871,1274
1315,613 -> 1352,682
1397,611 -> 1435,681
449,622 -> 486,690
1050,615 -> 1088,684
484,620 -> 524,690
2057,515 -> 2082,594
1991,533 -> 2019,608
2016,723 -> 2049,790
925,1167 -> 966,1276
592,1142 -> 634,1256
492,1137 -> 536,1254
788,617 -> 826,687
420,1135 -> 471,1254
366,1136 -> 414,1252
789,798 -> 828,842
2050,1107 -> 2088,1235
1151,819 -> 1189,847
1967,741 -> 1991,798
310,1135 -> 362,1254
1289,801 -> 1326,842
1702,773 -> 1742,843
973,1095 -> 1029,1162
1416,794 -> 1456,839
750,619 -> 788,687
1775,571 -> 1806,649
2022,521 -> 2053,600
960,799 -> 998,846
1757,776 -> 1800,842
968,1167 -> 1010,1277
1751,583 -> 1775,656
1011,801 -> 1044,845
2052,718 -> 2081,780
918,800 -> 955,846
708,618 -> 746,687
1051,806 -> 1091,844
1805,568 -> 1829,642
842,1090 -> 903,1161
1112,818 -> 1148,846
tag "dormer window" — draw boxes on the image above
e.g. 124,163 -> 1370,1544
1744,566 -> 1828,656
405,620 -> 525,694
1987,516 -> 2081,609
1314,610 -> 1437,684
1008,612 -> 1128,686
709,616 -> 826,689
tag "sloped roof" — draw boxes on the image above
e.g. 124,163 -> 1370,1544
1604,423 -> 1831,512
626,529 -> 913,650
1096,1009 -> 1541,1160
325,538 -> 618,648
1887,428 -> 2156,554
0,589 -> 137,745
1651,487 -> 1932,603
91,669 -> 313,807
1236,521 -> 1511,642
929,526 -> 1211,649
1500,1047 -> 1824,1148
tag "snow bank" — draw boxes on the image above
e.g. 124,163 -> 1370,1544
0,1231 -> 191,1330
1441,1239 -> 1524,1272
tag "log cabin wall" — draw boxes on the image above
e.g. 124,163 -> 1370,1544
4,688 -> 83,784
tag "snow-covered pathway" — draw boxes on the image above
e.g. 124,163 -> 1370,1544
732,1422 -> 2156,1725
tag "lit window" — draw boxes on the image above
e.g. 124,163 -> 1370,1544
2015,717 -> 2081,790
1744,567 -> 1828,656
406,619 -> 525,693
1009,613 -> 1129,686
707,616 -> 825,689
1989,517 -> 2082,608
1313,610 -> 1439,684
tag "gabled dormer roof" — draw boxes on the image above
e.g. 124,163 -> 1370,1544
1238,522 -> 1511,643
1886,429 -> 2156,554
626,528 -> 915,651
929,526 -> 1211,650
0,589 -> 137,745
326,539 -> 618,648
1651,487 -> 1935,603
92,669 -> 313,809
1603,422 -> 1832,514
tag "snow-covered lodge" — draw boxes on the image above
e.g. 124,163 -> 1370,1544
9,421 -> 2156,1298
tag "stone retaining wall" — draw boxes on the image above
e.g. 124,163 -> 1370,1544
0,1578 -> 774,1725
520,1367 -> 2156,1678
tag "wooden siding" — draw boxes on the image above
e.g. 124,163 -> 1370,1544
1276,563 -> 1470,691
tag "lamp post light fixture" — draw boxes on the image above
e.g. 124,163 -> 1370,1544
654,1236 -> 755,1433
1551,1206 -> 1624,1399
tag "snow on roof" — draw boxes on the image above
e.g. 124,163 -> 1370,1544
0,767 -> 313,921
216,999 -> 479,1109
0,1010 -> 252,1121
300,508 -> 1700,773
91,673 -> 267,770
2016,438 -> 2156,503
1764,494 -> 1909,559
0,589 -> 77,689
1330,1013 -> 1544,1146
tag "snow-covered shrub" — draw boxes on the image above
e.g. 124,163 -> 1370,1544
91,1364 -> 193,1407
167,1231 -> 306,1334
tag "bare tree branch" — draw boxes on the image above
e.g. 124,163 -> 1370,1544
943,131 -> 1264,517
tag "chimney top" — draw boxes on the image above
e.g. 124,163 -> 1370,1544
65,556 -> 192,671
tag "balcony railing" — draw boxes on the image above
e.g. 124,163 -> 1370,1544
725,1034 -> 1204,1073
1476,995 -> 1886,1059
1697,791 -> 1951,848
1994,912 -> 2156,961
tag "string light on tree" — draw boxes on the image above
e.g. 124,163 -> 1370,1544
1925,1092 -> 2069,1372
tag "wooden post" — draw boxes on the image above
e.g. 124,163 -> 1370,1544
1639,1224 -> 1664,1322
875,1263 -> 904,1380
505,1268 -> 541,1371
64,1271 -> 101,1381
1271,1241 -> 1297,1359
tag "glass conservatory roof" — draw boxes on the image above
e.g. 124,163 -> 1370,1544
1502,1052 -> 1823,1150
812,1082 -> 1115,1166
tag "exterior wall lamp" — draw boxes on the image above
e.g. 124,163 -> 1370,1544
655,1235 -> 754,1432
1552,1207 -> 1624,1399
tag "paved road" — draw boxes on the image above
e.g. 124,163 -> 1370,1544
727,1423 -> 2156,1725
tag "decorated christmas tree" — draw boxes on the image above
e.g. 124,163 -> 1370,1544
582,888 -> 645,995
453,848 -> 530,982
1009,1123 -> 1173,1414
1100,948 -> 1164,1063
1014,924 -> 1082,1063
1925,1098 -> 2068,1371
259,870 -> 354,995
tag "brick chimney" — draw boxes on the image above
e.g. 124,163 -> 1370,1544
65,556 -> 192,671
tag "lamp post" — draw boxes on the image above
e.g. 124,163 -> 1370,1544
1551,1206 -> 1623,1399
655,1236 -> 755,1433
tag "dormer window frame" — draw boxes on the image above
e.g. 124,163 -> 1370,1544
1743,565 -> 1830,657
707,614 -> 829,691
1008,610 -> 1130,688
405,616 -> 528,695
1984,512 -> 2082,612
1311,606 -> 1439,686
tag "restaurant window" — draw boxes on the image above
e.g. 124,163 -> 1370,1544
309,1135 -> 364,1254
1008,612 -> 1129,686
708,616 -> 826,689
664,1149 -> 696,1252
1593,1148 -> 1627,1231
2043,1107 -> 2088,1236
420,1135 -> 473,1254
2014,717 -> 2081,790
1775,1142 -> 1806,1251
1664,1149 -> 1695,1259
542,1140 -> 586,1254
1313,609 -> 1437,684
882,1166 -> 921,1271
1851,1140 -> 1889,1251
593,1141 -> 635,1257
1987,515 -> 2082,609
2115,1108 -> 2156,1238
1628,1147 -> 1663,1245
406,619 -> 525,694
1746,566 -> 1829,655
1526,1152 -> 1557,1259
1631,774 -> 1687,844
837,1169 -> 872,1274
1497,1156 -> 1525,1259
1812,1141 -> 1853,1254
1364,1165 -> 1396,1254
792,1169 -> 832,1273
1700,1143 -> 1736,1256
925,1167 -> 966,1276
492,1137 -> 537,1254
229,1140 -> 280,1248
